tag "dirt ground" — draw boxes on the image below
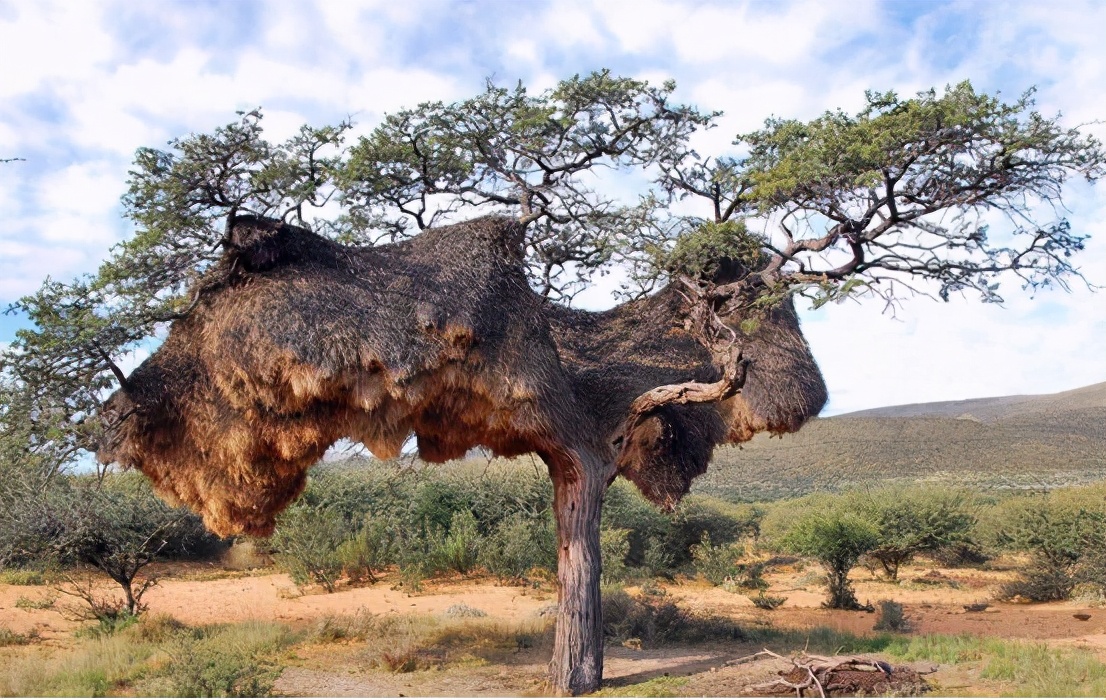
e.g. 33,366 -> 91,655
2,560 -> 1105,696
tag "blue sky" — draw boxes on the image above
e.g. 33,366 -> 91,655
1,0 -> 1104,415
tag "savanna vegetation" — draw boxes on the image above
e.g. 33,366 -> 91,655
3,456 -> 1106,696
9,456 -> 1101,607
2,69 -> 1104,694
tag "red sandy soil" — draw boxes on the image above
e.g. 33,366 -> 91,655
2,561 -> 1104,696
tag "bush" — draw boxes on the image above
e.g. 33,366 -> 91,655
873,600 -> 911,632
690,532 -> 743,586
782,510 -> 879,610
0,626 -> 39,646
985,492 -> 1106,602
444,603 -> 487,618
269,505 -> 349,592
0,569 -> 47,586
156,622 -> 295,697
335,514 -> 399,584
664,497 -> 762,568
861,487 -> 977,581
602,481 -> 671,567
602,589 -> 744,646
432,510 -> 481,576
600,528 -> 631,584
480,513 -> 556,582
749,593 -> 787,610
44,480 -> 210,618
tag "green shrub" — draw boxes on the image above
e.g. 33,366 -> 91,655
748,593 -> 786,610
860,486 -> 977,581
0,569 -> 48,586
269,505 -> 348,592
600,529 -> 631,585
155,621 -> 296,697
985,492 -> 1106,602
663,497 -> 762,568
433,510 -> 481,575
480,513 -> 556,581
336,514 -> 399,584
873,600 -> 910,631
690,532 -> 742,586
15,593 -> 56,610
602,481 -> 671,567
782,510 -> 879,610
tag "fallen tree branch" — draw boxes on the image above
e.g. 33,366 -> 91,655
738,652 -> 930,698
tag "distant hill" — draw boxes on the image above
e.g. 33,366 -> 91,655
692,382 -> 1106,502
837,382 -> 1106,422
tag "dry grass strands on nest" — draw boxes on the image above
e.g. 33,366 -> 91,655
98,215 -> 827,536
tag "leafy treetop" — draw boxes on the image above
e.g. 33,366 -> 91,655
1,75 -> 1103,483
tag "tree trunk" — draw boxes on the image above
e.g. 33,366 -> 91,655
548,450 -> 614,695
122,578 -> 137,616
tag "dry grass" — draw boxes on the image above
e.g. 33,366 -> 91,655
0,616 -> 297,697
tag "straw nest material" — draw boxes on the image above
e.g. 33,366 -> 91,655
98,216 -> 826,536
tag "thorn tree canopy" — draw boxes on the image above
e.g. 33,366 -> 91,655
2,74 -> 1102,694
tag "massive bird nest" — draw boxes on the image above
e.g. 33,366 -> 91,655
98,216 -> 826,536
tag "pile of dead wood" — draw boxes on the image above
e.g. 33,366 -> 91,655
733,650 -> 932,697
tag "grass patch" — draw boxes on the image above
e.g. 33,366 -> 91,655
744,627 -> 1106,697
0,617 -> 299,697
311,610 -> 551,672
593,674 -> 690,697
0,569 -> 47,586
0,626 -> 40,647
14,593 -> 56,610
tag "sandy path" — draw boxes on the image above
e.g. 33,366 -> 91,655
140,573 -> 555,626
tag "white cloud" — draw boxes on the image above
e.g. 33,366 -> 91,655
538,2 -> 606,49
0,239 -> 87,298
670,0 -> 880,66
0,1 -> 115,99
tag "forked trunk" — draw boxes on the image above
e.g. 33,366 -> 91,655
549,450 -> 614,695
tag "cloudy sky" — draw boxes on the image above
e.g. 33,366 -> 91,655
1,0 -> 1104,415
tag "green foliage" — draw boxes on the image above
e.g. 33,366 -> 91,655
269,504 -> 348,592
343,70 -> 710,299
689,532 -> 742,586
334,514 -> 399,584
981,489 -> 1106,601
15,593 -> 56,610
663,220 -> 765,279
599,528 -> 630,585
855,486 -> 977,580
662,496 -> 763,569
157,622 -> 295,697
433,510 -> 481,576
781,509 -> 880,610
480,512 -> 557,582
654,80 -> 1105,309
0,569 -> 47,585
873,600 -> 911,632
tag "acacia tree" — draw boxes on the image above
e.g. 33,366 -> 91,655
782,510 -> 881,610
3,75 -> 1103,694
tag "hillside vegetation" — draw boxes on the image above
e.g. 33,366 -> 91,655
693,382 -> 1106,502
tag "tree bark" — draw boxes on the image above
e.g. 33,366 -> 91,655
548,449 -> 615,695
